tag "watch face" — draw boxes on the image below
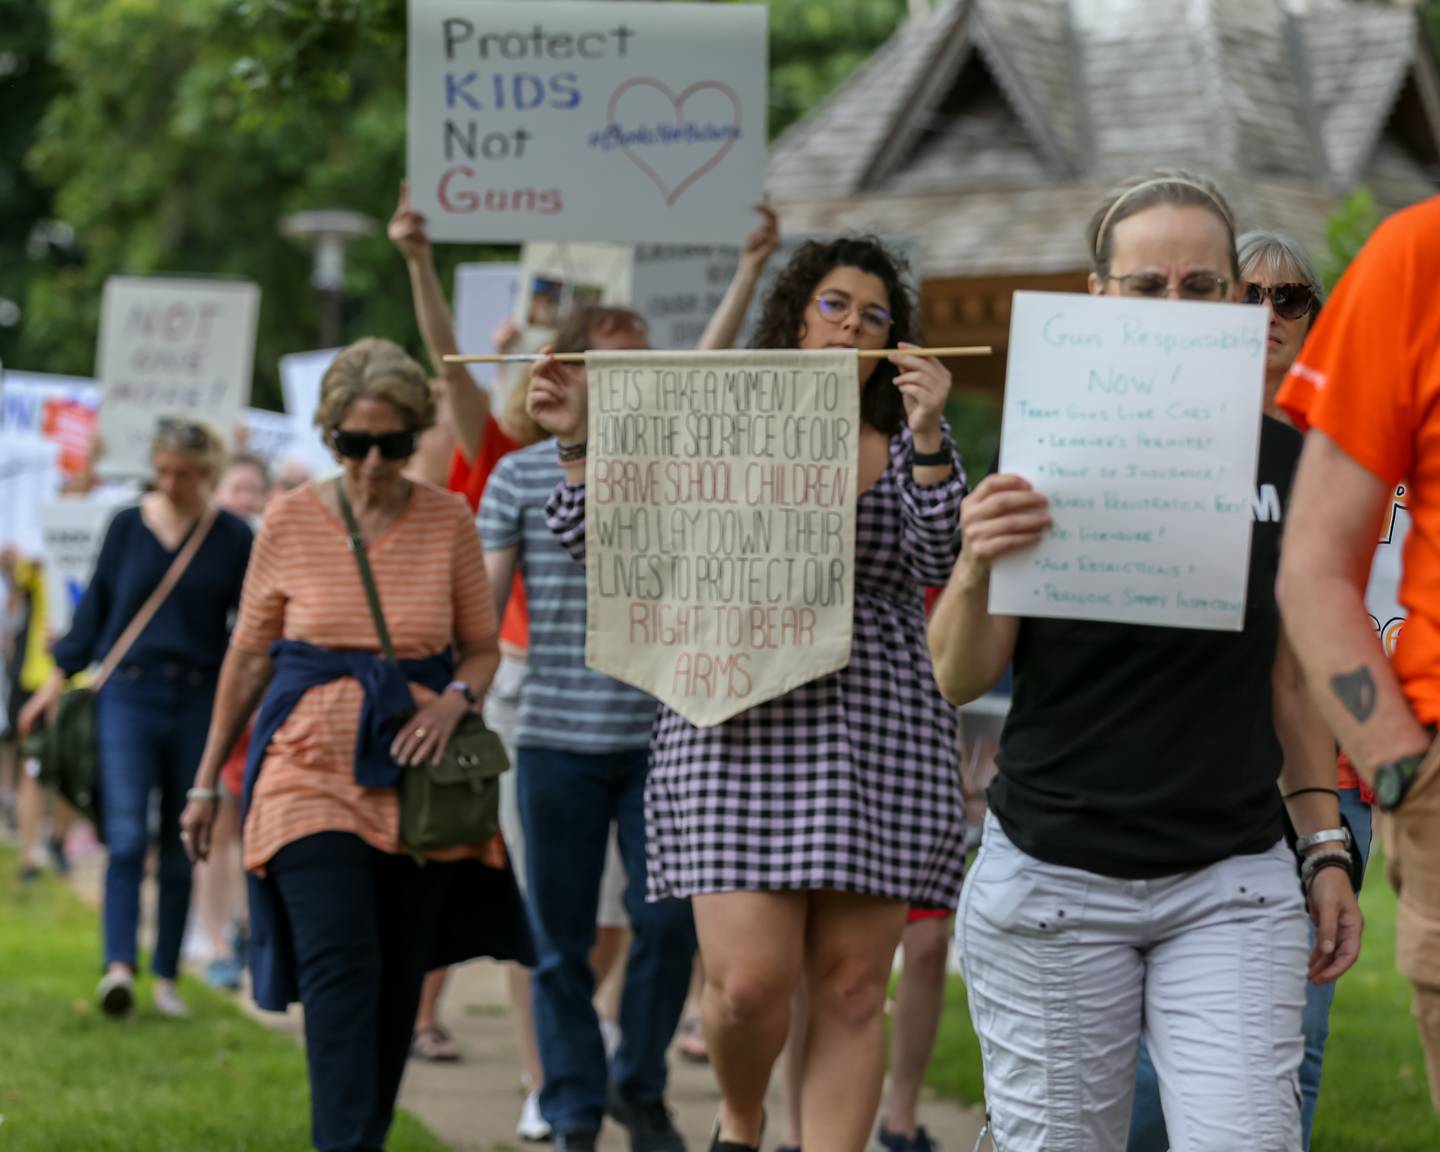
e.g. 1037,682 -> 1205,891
1378,766 -> 1403,810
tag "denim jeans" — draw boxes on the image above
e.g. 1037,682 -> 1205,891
98,665 -> 214,978
516,745 -> 697,1134
1127,789 -> 1374,1151
270,831 -> 448,1152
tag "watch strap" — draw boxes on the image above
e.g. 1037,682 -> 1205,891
445,679 -> 477,705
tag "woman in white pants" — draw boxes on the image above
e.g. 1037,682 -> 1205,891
928,170 -> 1364,1152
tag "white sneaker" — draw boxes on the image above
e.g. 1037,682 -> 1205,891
517,1090 -> 551,1142
96,969 -> 134,1018
153,982 -> 190,1019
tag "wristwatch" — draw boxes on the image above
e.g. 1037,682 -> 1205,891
444,680 -> 477,706
1376,751 -> 1429,812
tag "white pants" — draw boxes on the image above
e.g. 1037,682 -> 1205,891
958,813 -> 1308,1152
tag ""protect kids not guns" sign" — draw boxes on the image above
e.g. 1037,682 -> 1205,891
407,0 -> 767,244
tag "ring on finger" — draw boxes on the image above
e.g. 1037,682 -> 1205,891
414,727 -> 428,740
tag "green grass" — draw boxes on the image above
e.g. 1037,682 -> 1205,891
926,860 -> 1440,1150
0,847 -> 450,1152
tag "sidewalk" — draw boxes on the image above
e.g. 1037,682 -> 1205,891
60,844 -> 987,1151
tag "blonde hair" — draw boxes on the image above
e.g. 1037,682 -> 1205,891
151,416 -> 226,480
314,338 -> 435,443
1088,170 -> 1238,278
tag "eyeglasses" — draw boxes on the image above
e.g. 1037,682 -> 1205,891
814,292 -> 893,337
1243,282 -> 1318,321
155,417 -> 209,449
1106,272 -> 1231,301
331,429 -> 416,461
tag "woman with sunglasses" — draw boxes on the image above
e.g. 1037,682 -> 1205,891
930,172 -> 1363,1151
21,417 -> 252,1019
178,338 -> 531,1152
1127,229 -> 1349,1152
533,237 -> 968,1152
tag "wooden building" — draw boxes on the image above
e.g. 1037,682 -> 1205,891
766,0 -> 1440,395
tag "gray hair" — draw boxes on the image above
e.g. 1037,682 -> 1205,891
1237,229 -> 1324,300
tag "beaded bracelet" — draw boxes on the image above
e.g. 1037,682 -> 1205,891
1300,849 -> 1353,895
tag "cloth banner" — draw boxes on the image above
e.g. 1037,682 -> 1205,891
583,349 -> 858,727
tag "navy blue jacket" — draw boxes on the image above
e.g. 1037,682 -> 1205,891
243,640 -> 533,1010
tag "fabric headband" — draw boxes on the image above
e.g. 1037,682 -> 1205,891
1093,177 -> 1234,260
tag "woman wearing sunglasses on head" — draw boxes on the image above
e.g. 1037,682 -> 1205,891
1126,229 -> 1352,1152
20,417 -> 253,1019
533,237 -> 969,1152
930,172 -> 1363,1151
178,338 -> 532,1152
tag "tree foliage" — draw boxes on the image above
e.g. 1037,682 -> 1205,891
0,0 -> 907,408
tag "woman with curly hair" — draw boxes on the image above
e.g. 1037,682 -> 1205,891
531,236 -> 969,1152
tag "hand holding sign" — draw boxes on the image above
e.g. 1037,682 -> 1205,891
526,348 -> 588,444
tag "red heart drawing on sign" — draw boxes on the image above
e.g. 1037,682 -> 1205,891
605,78 -> 742,206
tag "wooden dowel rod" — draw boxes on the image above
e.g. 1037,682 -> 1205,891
444,345 -> 992,365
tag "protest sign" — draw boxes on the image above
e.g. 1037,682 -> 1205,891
515,242 -> 631,341
0,369 -> 101,479
40,500 -> 124,632
0,434 -> 61,556
407,0 -> 767,243
95,277 -> 260,477
454,262 -> 520,386
243,408 -> 300,474
989,292 -> 1266,631
279,349 -> 342,478
584,350 -> 858,727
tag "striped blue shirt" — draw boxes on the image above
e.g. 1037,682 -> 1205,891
478,440 -> 656,753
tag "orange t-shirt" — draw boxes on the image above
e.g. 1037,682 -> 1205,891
1277,195 -> 1440,728
447,414 -> 529,651
233,481 -> 502,871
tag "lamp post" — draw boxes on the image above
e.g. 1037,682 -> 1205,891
279,210 -> 376,349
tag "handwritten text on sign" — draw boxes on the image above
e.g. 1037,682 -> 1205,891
407,1 -> 767,243
96,277 -> 260,477
584,351 -> 858,727
990,292 -> 1266,631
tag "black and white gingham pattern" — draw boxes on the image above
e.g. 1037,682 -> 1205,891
547,427 -> 968,907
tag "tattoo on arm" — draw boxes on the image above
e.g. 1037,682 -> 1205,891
1331,666 -> 1377,722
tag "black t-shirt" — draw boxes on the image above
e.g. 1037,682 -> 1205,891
988,416 -> 1303,879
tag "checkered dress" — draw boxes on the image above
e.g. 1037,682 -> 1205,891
546,428 -> 968,907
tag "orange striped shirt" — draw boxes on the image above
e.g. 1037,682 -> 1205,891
234,480 -> 502,871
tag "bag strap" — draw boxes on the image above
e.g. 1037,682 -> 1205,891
92,505 -> 219,692
336,480 -> 398,664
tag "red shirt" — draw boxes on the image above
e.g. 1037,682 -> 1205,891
447,414 -> 528,650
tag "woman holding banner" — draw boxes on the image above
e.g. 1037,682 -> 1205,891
928,170 -> 1363,1151
533,236 -> 968,1152
21,417 -> 252,1019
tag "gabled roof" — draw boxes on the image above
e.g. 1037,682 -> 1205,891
767,0 -> 1440,277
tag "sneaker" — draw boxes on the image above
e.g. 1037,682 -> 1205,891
18,863 -> 41,885
516,1090 -> 552,1142
153,982 -> 190,1019
876,1126 -> 940,1152
97,969 -> 134,1018
609,1086 -> 685,1152
553,1132 -> 598,1152
206,957 -> 244,991
47,834 -> 71,876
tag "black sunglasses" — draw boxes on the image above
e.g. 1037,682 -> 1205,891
1243,282 -> 1318,321
156,417 -> 209,450
331,429 -> 416,461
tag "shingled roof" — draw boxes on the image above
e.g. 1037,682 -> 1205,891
767,0 -> 1440,278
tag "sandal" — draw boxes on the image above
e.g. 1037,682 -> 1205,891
410,1023 -> 463,1062
678,1014 -> 709,1063
708,1108 -> 765,1152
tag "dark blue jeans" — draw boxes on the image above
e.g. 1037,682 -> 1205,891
98,666 -> 214,978
269,831 -> 448,1152
1128,789 -> 1375,1151
517,745 -> 697,1134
